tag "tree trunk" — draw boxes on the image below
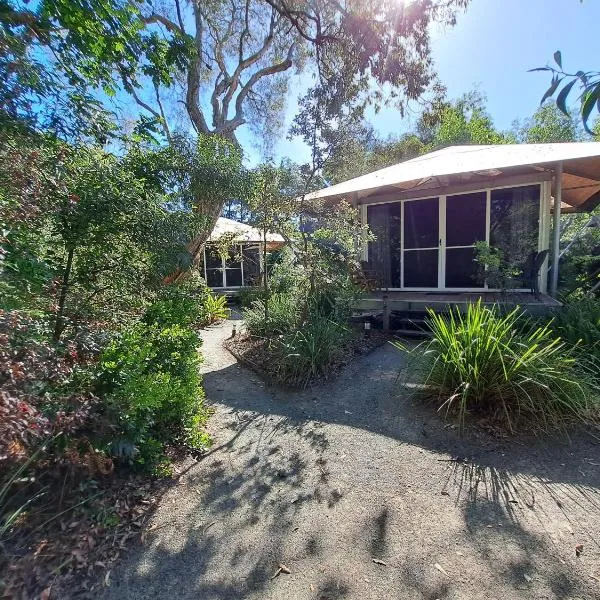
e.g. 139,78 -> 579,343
52,246 -> 74,343
170,200 -> 223,283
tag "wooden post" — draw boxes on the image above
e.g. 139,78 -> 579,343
550,161 -> 562,297
382,292 -> 390,330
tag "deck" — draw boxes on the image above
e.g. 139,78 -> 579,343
354,291 -> 561,325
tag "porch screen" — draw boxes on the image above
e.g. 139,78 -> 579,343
445,192 -> 486,288
366,202 -> 401,287
490,185 -> 540,287
242,245 -> 261,286
403,197 -> 439,288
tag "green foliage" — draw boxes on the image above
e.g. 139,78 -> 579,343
474,241 -> 524,291
235,286 -> 267,308
551,298 -> 600,351
99,320 -> 208,470
0,0 -> 157,139
532,51 -> 600,133
270,316 -> 350,387
200,293 -> 230,325
514,102 -> 583,143
244,292 -> 299,338
0,125 -> 205,340
395,302 -> 599,433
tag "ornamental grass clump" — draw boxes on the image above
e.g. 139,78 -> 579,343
394,301 -> 599,433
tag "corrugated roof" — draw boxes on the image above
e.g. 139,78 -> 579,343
307,143 -> 600,212
208,217 -> 285,243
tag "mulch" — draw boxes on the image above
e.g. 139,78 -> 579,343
224,328 -> 392,389
1,467 -> 175,600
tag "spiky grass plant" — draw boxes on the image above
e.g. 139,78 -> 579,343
394,301 -> 599,433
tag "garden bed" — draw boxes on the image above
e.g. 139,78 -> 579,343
224,327 -> 391,388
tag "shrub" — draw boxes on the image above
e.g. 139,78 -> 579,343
272,316 -> 350,386
143,280 -> 229,329
243,292 -> 300,337
394,301 -> 599,433
199,292 -> 229,325
551,298 -> 600,351
98,321 -> 209,469
236,286 -> 266,308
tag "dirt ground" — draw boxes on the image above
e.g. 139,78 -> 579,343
101,317 -> 600,600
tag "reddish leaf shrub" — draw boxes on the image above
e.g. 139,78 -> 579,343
0,309 -> 99,469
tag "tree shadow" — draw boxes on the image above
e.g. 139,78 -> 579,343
100,341 -> 600,599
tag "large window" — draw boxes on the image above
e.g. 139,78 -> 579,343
365,183 -> 543,291
403,198 -> 439,288
203,244 -> 252,288
490,185 -> 540,287
445,192 -> 487,288
366,202 -> 401,287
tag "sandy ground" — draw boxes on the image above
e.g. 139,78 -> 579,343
102,317 -> 600,600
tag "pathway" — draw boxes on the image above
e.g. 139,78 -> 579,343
102,318 -> 600,599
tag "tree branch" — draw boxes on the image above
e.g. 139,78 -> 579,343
186,1 -> 210,134
141,13 -> 183,35
174,0 -> 186,33
154,84 -> 173,143
217,42 -> 295,135
221,7 -> 279,118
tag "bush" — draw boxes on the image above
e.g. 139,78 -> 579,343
243,292 -> 300,337
199,292 -> 230,325
271,316 -> 350,386
98,321 -> 209,469
236,286 -> 266,308
143,280 -> 229,329
394,301 -> 599,433
551,298 -> 600,351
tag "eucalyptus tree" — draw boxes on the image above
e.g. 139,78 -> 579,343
1,0 -> 471,264
533,50 -> 600,133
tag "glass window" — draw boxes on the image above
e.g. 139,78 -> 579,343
445,247 -> 481,288
205,246 -> 222,269
446,192 -> 486,247
206,268 -> 223,287
490,185 -> 540,287
225,268 -> 242,287
366,202 -> 401,287
404,249 -> 439,287
242,245 -> 260,286
404,198 -> 439,249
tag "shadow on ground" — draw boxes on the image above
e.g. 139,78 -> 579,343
101,333 -> 600,600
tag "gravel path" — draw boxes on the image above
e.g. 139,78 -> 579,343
103,318 -> 600,600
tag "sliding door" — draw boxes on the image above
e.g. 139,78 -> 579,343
366,202 -> 401,287
403,197 -> 439,288
445,192 -> 486,288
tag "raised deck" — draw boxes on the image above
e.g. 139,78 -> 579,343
354,291 -> 561,324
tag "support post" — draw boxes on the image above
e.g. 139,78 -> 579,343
550,162 -> 563,297
382,292 -> 390,331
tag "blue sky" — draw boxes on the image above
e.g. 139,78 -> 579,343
241,0 -> 600,165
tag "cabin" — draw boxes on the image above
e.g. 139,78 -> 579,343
306,143 -> 600,319
203,217 -> 285,291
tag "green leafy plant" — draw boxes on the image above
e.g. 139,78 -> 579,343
98,321 -> 209,470
272,316 -> 350,387
394,301 -> 599,433
200,292 -> 230,325
243,292 -> 299,338
551,298 -> 600,351
474,241 -> 523,291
